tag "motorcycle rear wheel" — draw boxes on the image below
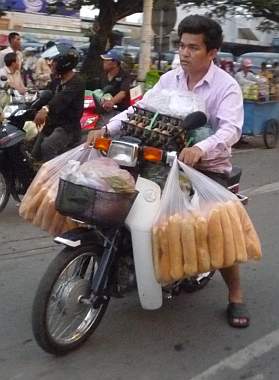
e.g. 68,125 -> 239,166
32,244 -> 110,355
0,170 -> 10,212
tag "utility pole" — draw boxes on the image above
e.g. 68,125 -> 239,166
137,0 -> 154,82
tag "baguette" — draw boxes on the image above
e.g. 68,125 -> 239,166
226,201 -> 248,263
219,205 -> 236,267
158,224 -> 172,284
207,206 -> 224,269
167,214 -> 184,281
152,226 -> 162,282
235,201 -> 262,260
195,216 -> 211,273
180,214 -> 198,276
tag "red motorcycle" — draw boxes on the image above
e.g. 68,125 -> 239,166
80,85 -> 143,133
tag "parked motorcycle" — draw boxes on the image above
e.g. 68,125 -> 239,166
0,90 -> 52,211
32,111 -> 247,355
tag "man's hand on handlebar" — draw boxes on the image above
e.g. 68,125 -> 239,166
34,108 -> 48,130
101,99 -> 114,112
86,128 -> 105,146
179,146 -> 203,167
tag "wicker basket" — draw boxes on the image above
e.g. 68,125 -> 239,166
55,178 -> 138,226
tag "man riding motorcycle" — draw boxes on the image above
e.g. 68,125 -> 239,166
87,15 -> 250,329
32,44 -> 85,162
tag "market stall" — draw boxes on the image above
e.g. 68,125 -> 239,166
243,100 -> 279,148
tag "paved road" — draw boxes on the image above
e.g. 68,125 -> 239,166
1,140 -> 279,380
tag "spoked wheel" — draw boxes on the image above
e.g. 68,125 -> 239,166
263,119 -> 279,149
0,170 -> 10,212
181,271 -> 215,293
32,244 -> 110,355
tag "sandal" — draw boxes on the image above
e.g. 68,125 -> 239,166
227,302 -> 250,328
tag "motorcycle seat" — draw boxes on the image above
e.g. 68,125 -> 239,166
227,165 -> 242,186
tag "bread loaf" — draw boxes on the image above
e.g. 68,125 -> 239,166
235,201 -> 262,260
207,206 -> 224,269
152,227 -> 162,282
219,206 -> 236,267
180,214 -> 198,276
167,214 -> 184,280
195,216 -> 211,273
158,225 -> 172,283
226,201 -> 248,263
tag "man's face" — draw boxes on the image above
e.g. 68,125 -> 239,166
11,35 -> 21,51
178,33 -> 217,75
102,59 -> 116,73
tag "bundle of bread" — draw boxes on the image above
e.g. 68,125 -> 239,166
152,200 -> 261,285
19,164 -> 79,236
19,156 -> 136,236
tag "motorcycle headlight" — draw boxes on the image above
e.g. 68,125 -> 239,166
107,140 -> 139,167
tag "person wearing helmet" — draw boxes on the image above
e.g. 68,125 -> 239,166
32,44 -> 85,162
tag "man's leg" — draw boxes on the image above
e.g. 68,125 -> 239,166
200,170 -> 250,328
220,253 -> 249,328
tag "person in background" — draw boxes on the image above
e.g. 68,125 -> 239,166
22,47 -> 37,87
235,58 -> 259,86
0,52 -> 26,94
0,32 -> 23,69
87,14 -> 251,329
34,41 -> 55,89
99,49 -> 132,112
220,59 -> 235,77
32,45 -> 84,162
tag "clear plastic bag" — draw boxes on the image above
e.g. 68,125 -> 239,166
152,158 -> 262,284
19,144 -> 100,236
60,157 -> 135,193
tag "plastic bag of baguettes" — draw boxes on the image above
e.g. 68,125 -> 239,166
19,144 -> 99,236
152,158 -> 262,285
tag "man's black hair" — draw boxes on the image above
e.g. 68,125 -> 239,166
4,52 -> 17,67
178,14 -> 223,51
8,32 -> 20,44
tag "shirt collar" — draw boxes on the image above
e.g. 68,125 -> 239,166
175,61 -> 216,89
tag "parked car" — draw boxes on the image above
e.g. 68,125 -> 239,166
21,36 -> 44,52
237,52 -> 279,72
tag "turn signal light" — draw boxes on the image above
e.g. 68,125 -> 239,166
143,146 -> 163,162
94,137 -> 111,152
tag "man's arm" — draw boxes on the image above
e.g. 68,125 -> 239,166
180,83 -> 243,166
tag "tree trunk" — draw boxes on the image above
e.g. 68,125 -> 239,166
80,0 -> 143,90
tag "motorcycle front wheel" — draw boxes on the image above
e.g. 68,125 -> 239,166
0,169 -> 10,212
32,244 -> 110,355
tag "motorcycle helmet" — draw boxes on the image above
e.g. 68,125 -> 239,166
41,43 -> 79,74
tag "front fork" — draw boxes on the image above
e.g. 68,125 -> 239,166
90,228 -> 121,296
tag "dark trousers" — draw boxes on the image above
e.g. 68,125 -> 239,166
32,127 -> 80,162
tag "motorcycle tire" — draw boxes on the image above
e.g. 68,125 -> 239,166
32,244 -> 110,355
181,271 -> 215,293
0,169 -> 11,212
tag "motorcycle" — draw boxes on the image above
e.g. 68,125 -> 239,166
80,85 -> 143,133
32,111 -> 247,355
0,90 -> 52,211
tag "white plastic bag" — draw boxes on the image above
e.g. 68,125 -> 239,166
137,89 -> 206,119
152,158 -> 261,284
